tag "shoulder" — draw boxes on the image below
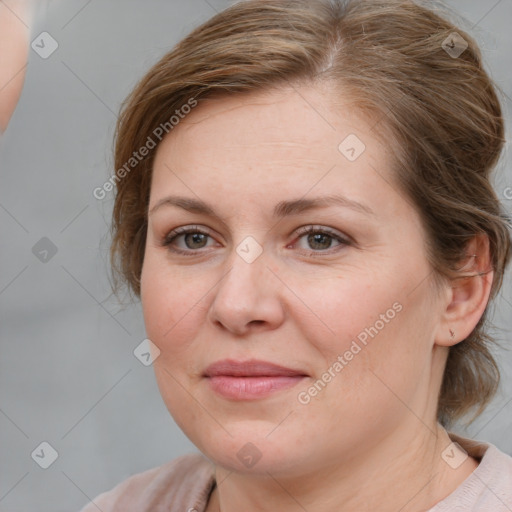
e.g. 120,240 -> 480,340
79,453 -> 215,512
430,434 -> 512,511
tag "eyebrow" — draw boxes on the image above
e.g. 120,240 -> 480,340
149,194 -> 374,218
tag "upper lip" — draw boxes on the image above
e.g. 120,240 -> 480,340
203,359 -> 308,377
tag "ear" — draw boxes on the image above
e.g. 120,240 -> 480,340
435,234 -> 494,347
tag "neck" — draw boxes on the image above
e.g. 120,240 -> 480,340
206,423 -> 478,512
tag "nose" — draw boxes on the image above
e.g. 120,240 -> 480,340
207,248 -> 285,336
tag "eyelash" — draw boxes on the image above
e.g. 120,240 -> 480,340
290,225 -> 352,256
161,225 -> 351,256
161,226 -> 214,255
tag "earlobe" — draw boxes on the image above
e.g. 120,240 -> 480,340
435,235 -> 494,347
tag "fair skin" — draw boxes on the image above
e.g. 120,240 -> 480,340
141,83 -> 492,512
0,0 -> 31,133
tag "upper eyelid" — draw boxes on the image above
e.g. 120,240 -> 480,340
165,224 -> 346,239
164,224 -> 350,249
166,225 -> 214,237
295,225 -> 348,238
164,225 -> 217,243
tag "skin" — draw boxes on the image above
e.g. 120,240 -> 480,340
141,82 -> 493,512
0,0 -> 31,134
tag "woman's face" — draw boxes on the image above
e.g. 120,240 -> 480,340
141,83 -> 448,476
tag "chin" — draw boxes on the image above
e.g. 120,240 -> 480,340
186,424 -> 310,476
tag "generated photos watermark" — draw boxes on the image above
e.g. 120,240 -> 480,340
297,301 -> 403,405
93,97 -> 198,200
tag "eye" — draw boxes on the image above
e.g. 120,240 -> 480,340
161,225 -> 351,256
290,225 -> 351,254
162,226 -> 218,254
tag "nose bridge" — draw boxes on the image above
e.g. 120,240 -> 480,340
208,238 -> 284,333
218,241 -> 268,301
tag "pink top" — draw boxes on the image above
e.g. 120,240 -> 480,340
79,434 -> 512,511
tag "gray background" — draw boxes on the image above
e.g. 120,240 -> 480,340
0,1 -> 511,511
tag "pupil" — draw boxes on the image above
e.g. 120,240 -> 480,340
185,233 -> 207,249
308,233 -> 331,250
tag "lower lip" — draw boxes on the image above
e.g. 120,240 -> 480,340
207,375 -> 306,400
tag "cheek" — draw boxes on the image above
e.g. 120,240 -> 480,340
141,256 -> 199,349
140,252 -> 222,371
289,268 -> 399,354
291,265 -> 434,397
140,256 -> 211,429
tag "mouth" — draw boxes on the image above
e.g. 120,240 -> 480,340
203,359 -> 308,401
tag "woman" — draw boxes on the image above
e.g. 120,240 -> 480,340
80,0 -> 512,510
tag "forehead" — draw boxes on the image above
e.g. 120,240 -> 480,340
150,84 -> 400,215
160,84 -> 374,153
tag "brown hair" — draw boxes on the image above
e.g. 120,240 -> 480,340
109,0 -> 511,426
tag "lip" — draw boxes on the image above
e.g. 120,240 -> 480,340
203,359 -> 308,401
